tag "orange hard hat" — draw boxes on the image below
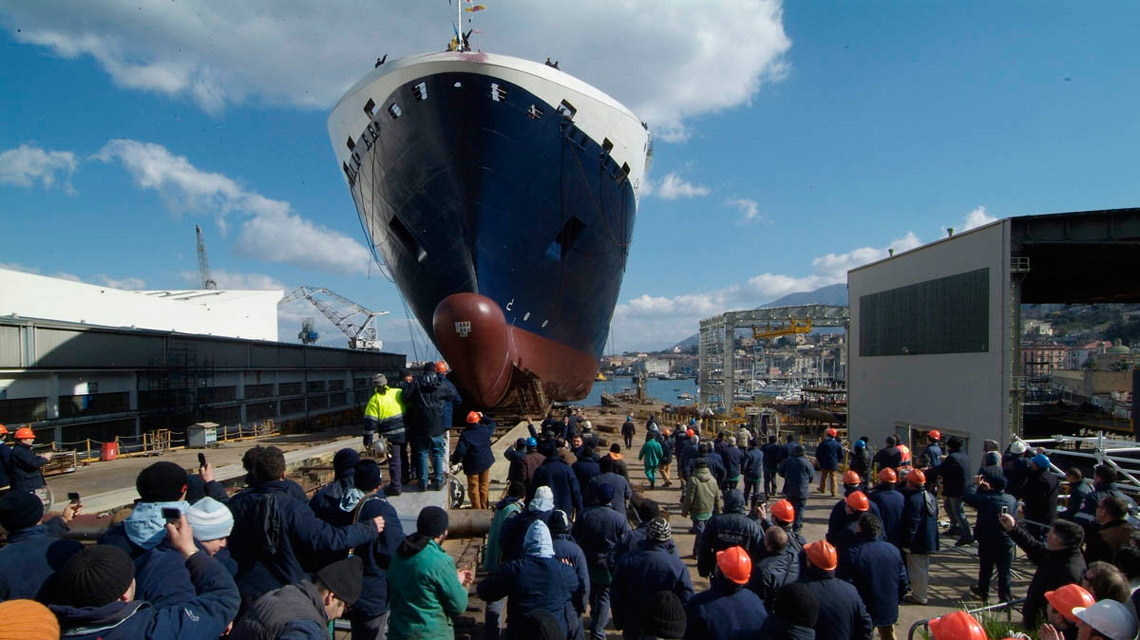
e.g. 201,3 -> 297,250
898,444 -> 912,461
804,540 -> 838,571
0,423 -> 7,435
826,428 -> 838,437
466,411 -> 481,424
435,361 -> 448,373
770,499 -> 795,523
686,429 -> 695,437
1045,584 -> 1095,624
907,469 -> 927,485
715,546 -> 752,584
15,427 -> 35,440
846,491 -> 870,512
928,430 -> 941,441
843,470 -> 862,485
928,611 -> 987,640
878,468 -> 897,483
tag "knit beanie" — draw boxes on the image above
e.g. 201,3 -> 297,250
354,459 -> 384,492
595,483 -> 616,504
647,517 -> 672,542
549,510 -> 571,535
0,599 -> 59,640
56,545 -> 136,608
185,497 -> 234,542
417,506 -> 449,538
136,461 -> 188,502
773,583 -> 820,627
317,556 -> 364,606
0,490 -> 44,531
641,590 -> 687,638
333,448 -> 361,478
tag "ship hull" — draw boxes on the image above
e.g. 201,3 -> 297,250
329,52 -> 648,407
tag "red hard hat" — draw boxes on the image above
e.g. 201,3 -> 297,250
846,491 -> 870,512
715,546 -> 752,584
770,499 -> 795,523
435,361 -> 449,373
1045,584 -> 1095,623
907,468 -> 927,485
0,423 -> 7,435
466,411 -> 481,424
928,611 -> 987,640
826,428 -> 838,437
686,429 -> 695,437
878,468 -> 897,483
928,429 -> 941,441
842,470 -> 862,485
804,540 -> 838,571
15,427 -> 35,440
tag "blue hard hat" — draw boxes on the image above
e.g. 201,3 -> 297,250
854,439 -> 865,449
526,437 -> 537,447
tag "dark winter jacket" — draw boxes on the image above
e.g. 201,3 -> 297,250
826,499 -> 880,551
1084,519 -> 1136,566
843,538 -> 907,627
349,493 -> 405,618
744,446 -> 765,480
1021,468 -> 1060,528
498,508 -> 554,564
930,450 -> 971,498
721,446 -> 744,480
612,522 -> 680,566
799,566 -> 874,640
1003,453 -> 1031,498
1063,478 -> 1095,521
705,451 -> 728,484
451,420 -> 496,475
962,481 -> 1018,549
227,480 -> 379,608
601,453 -> 630,480
532,456 -> 583,516
229,579 -> 329,640
50,550 -> 239,640
9,442 -> 49,490
1077,481 -> 1137,527
872,446 -> 903,472
696,496 -> 764,577
869,487 -> 906,548
0,441 -> 11,487
572,455 -> 602,492
621,419 -> 636,438
612,542 -> 694,638
0,520 -> 83,600
98,519 -> 197,607
778,453 -> 814,498
477,546 -> 579,639
757,615 -> 816,640
439,377 -> 462,428
572,503 -> 632,573
761,442 -> 786,470
679,442 -> 701,478
924,443 -> 943,467
748,548 -> 795,602
815,438 -> 843,471
552,533 -> 591,614
685,576 -> 768,640
403,372 -> 460,438
902,488 -> 941,554
1008,522 -> 1086,629
587,472 -> 631,513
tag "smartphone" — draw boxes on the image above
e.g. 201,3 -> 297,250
68,492 -> 81,504
198,453 -> 207,468
162,507 -> 181,524
1000,506 -> 1009,516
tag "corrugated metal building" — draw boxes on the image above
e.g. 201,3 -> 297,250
0,316 -> 404,446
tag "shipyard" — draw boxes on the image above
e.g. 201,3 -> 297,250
3,3 -> 1140,640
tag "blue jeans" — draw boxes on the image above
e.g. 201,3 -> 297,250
387,441 -> 406,493
946,496 -> 971,537
416,435 -> 446,486
588,582 -> 610,640
743,478 -> 763,508
978,545 -> 1014,601
764,469 -> 779,496
788,495 -> 806,532
691,518 -> 708,557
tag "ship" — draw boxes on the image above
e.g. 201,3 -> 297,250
328,37 -> 650,409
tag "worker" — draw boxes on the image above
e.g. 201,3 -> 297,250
1037,583 -> 1096,640
777,444 -> 814,533
901,469 -> 940,605
871,436 -> 902,473
639,432 -> 664,489
869,468 -> 906,550
483,481 -> 526,640
403,363 -> 462,491
451,411 -> 496,510
828,490 -> 872,557
696,490 -> 763,578
621,416 -> 636,450
720,436 -> 744,493
848,439 -> 872,492
684,546 -> 768,639
842,513 -> 907,640
549,510 -> 590,639
0,423 -> 11,490
572,484 -> 631,640
434,361 -> 462,429
927,611 -> 987,640
928,436 -> 972,546
742,438 -> 765,508
760,436 -> 784,497
0,490 -> 84,600
998,510 -> 1086,631
923,430 -> 943,467
816,428 -> 843,497
681,459 -> 722,558
756,583 -> 819,639
230,556 -> 364,640
1061,600 -> 1137,640
962,473 -> 1018,603
1021,453 -> 1060,539
611,518 -> 694,639
364,374 -> 408,495
747,526 -> 795,603
8,426 -> 52,493
387,507 -> 474,640
799,540 -> 873,640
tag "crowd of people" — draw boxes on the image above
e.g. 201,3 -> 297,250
6,380 -> 1140,640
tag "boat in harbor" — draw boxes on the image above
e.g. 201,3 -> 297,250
327,17 -> 650,409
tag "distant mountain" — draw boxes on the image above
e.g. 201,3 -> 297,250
667,283 -> 848,352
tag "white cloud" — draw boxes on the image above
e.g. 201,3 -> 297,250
1,261 -> 146,289
0,143 -> 78,193
178,269 -> 286,291
93,274 -> 147,290
2,1 -> 790,137
962,205 -> 997,230
726,198 -> 769,225
653,172 -> 710,200
612,232 -> 924,348
96,139 -> 372,275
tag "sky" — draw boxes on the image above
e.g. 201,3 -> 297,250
2,1 -> 1139,354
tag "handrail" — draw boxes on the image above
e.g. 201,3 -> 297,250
907,598 -> 1027,640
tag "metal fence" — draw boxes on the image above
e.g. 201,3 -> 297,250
53,420 -> 280,463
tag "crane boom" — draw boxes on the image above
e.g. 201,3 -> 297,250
279,286 -> 389,350
195,225 -> 217,290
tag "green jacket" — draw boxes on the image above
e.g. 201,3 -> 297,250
483,498 -> 524,572
387,537 -> 469,640
681,467 -> 722,520
639,439 -> 663,468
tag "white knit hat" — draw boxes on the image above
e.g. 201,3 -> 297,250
185,497 -> 233,541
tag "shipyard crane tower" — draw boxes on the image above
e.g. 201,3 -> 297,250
279,287 -> 388,350
195,225 -> 217,290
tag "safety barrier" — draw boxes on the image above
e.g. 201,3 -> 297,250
907,597 -> 1027,640
53,420 -> 280,464
1018,432 -> 1140,497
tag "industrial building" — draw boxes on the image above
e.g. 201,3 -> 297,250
848,207 -> 1140,455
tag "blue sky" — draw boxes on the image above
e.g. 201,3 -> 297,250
2,1 -> 1138,353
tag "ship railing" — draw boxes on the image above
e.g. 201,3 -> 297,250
1015,432 -> 1140,498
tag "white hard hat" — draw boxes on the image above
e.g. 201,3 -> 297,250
1009,440 -> 1028,455
1073,600 -> 1139,640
